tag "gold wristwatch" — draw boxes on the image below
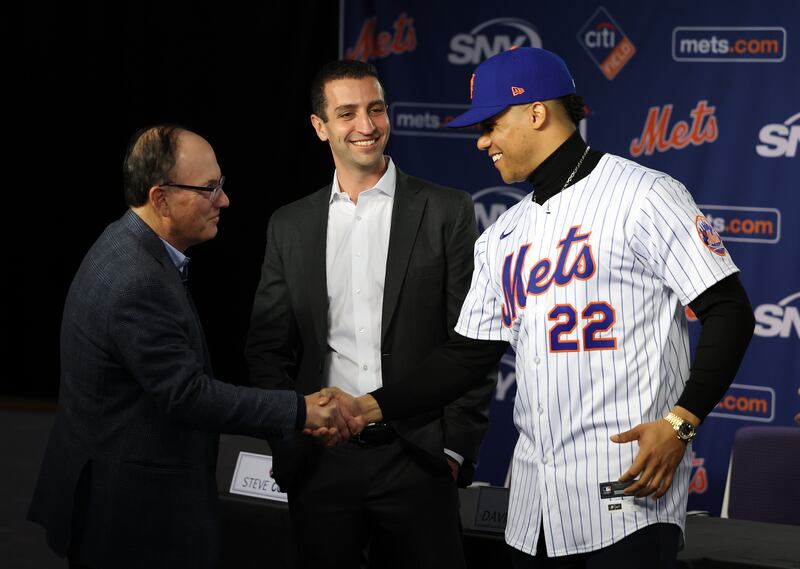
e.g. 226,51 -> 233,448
664,412 -> 697,443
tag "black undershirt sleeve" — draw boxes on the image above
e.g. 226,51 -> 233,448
371,275 -> 753,424
677,273 -> 755,421
370,336 -> 508,421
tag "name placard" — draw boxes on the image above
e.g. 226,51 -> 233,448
229,452 -> 287,502
474,485 -> 509,532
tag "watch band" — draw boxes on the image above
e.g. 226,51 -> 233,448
664,412 -> 683,429
664,412 -> 697,442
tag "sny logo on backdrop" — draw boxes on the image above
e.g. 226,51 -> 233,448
345,13 -> 417,62
672,27 -> 786,62
696,205 -> 780,244
494,354 -> 518,402
471,186 -> 527,234
577,7 -> 636,80
630,100 -> 717,157
754,291 -> 800,339
756,112 -> 799,158
709,384 -> 775,422
449,18 -> 541,65
690,289 -> 797,339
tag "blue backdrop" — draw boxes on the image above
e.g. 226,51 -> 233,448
340,0 -> 799,515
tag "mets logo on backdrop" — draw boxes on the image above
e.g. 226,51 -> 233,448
695,215 -> 727,256
630,100 -> 718,157
345,13 -> 417,62
577,7 -> 636,80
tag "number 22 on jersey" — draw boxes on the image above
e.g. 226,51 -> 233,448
500,225 -> 618,352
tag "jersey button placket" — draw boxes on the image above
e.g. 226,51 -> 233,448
530,212 -> 548,372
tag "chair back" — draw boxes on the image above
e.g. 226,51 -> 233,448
726,426 -> 800,525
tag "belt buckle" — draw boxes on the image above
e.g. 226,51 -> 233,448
353,422 -> 391,446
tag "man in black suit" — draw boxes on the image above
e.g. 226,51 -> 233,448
28,125 -> 345,569
246,60 -> 496,568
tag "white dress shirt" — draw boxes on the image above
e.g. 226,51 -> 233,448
324,159 -> 396,396
324,159 -> 464,467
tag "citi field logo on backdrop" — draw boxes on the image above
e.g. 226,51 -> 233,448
756,112 -> 799,158
709,384 -> 775,422
448,18 -> 542,65
471,186 -> 528,234
672,27 -> 786,62
345,13 -> 417,61
754,291 -> 800,340
696,205 -> 780,244
577,7 -> 636,80
629,100 -> 717,157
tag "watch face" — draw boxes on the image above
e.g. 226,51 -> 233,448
678,422 -> 695,439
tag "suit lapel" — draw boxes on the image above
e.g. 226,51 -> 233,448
382,171 -> 426,344
123,209 -> 170,270
123,210 -> 213,371
302,187 -> 332,356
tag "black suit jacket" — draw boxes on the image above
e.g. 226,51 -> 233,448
246,168 -> 494,488
28,210 -> 299,569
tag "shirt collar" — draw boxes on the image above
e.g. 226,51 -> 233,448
159,238 -> 190,271
329,156 -> 396,203
525,131 -> 604,205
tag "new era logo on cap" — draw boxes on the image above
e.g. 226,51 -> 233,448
447,47 -> 577,128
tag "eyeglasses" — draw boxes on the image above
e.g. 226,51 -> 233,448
160,175 -> 226,202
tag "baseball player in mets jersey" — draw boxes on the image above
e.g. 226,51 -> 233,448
444,48 -> 755,567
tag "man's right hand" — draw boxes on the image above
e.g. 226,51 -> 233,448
304,393 -> 349,446
317,387 -> 383,434
303,388 -> 385,445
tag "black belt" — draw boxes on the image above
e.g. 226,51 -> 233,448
350,423 -> 396,446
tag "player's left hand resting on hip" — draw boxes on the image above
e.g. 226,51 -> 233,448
611,419 -> 688,500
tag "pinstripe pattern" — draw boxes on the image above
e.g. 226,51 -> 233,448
456,154 -> 739,556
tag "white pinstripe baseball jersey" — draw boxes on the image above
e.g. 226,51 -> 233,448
456,153 -> 739,556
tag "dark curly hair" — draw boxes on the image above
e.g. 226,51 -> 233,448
555,94 -> 587,125
310,60 -> 387,121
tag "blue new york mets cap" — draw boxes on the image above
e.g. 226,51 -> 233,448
447,47 -> 576,128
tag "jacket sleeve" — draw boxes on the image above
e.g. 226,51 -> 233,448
441,192 -> 498,484
109,274 -> 298,438
372,336 -> 507,422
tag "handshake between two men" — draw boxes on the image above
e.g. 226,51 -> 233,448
302,387 -> 382,445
